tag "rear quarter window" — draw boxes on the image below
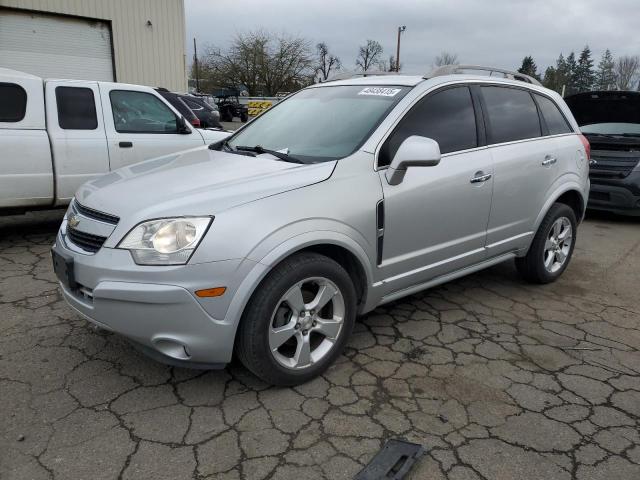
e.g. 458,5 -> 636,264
56,86 -> 98,130
482,86 -> 542,144
0,83 -> 27,122
535,94 -> 573,135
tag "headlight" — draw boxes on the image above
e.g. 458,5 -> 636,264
118,217 -> 212,265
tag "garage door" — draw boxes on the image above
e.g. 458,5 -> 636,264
0,9 -> 114,81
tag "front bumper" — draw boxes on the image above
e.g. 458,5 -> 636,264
53,233 -> 259,367
588,171 -> 640,216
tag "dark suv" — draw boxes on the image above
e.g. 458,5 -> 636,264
565,91 -> 640,216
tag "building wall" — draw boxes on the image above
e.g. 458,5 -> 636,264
0,0 -> 187,91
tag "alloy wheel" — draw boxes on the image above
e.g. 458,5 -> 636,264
543,216 -> 573,273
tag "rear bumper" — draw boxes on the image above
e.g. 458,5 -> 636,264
588,171 -> 640,216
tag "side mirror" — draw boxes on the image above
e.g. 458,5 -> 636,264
385,136 -> 441,185
177,116 -> 192,134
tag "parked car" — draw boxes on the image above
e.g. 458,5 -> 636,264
53,67 -> 589,385
214,88 -> 249,122
155,88 -> 202,128
565,90 -> 640,216
0,68 -> 230,213
182,95 -> 222,129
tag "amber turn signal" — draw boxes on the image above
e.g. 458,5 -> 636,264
195,287 -> 226,298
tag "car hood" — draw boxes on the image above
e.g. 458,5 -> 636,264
565,91 -> 640,126
75,146 -> 336,220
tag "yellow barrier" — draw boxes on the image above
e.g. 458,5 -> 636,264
247,100 -> 273,117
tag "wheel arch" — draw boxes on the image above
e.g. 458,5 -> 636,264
534,183 -> 587,232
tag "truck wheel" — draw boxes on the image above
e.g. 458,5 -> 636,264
236,252 -> 357,386
241,112 -> 249,122
516,203 -> 577,284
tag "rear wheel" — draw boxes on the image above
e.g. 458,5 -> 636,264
236,253 -> 356,385
516,203 -> 577,284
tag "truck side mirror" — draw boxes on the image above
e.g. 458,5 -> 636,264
177,116 -> 192,134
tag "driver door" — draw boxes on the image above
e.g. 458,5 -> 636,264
100,84 -> 203,170
376,85 -> 494,293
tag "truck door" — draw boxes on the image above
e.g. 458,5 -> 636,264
45,81 -> 110,204
99,84 -> 204,169
0,77 -> 54,209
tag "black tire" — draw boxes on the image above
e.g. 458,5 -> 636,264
240,112 -> 249,122
236,252 -> 357,386
516,203 -> 577,284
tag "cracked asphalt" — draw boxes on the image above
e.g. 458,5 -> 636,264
1,210 -> 639,480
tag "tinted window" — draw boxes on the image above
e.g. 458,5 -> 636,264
379,86 -> 477,166
482,86 -> 541,144
110,90 -> 178,133
183,98 -> 204,111
535,94 -> 572,135
0,83 -> 27,122
56,87 -> 98,130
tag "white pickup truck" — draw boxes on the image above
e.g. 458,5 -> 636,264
0,68 -> 230,213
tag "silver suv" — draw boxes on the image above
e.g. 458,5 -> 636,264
53,66 -> 590,385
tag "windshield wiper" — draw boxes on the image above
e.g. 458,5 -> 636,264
235,145 -> 307,164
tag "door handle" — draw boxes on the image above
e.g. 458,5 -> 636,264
542,155 -> 557,166
470,172 -> 492,184
119,141 -> 133,148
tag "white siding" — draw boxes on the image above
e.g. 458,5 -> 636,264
0,0 -> 186,91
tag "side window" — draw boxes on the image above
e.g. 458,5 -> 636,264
110,90 -> 178,133
535,94 -> 573,135
379,86 -> 477,167
481,86 -> 541,144
183,98 -> 203,111
0,83 -> 27,122
56,87 -> 98,130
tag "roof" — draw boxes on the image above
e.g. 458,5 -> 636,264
0,67 -> 42,81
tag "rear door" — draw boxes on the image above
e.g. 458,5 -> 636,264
99,84 -> 204,169
481,85 -> 558,255
45,81 -> 110,203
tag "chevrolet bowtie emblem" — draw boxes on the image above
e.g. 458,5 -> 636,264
68,214 -> 80,228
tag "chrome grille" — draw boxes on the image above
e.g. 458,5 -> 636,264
74,201 -> 120,225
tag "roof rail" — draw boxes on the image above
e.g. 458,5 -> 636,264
323,70 -> 399,82
426,64 -> 542,86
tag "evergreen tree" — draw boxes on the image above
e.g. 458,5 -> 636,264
518,56 -> 540,80
565,52 -> 578,95
574,45 -> 595,93
596,49 -> 616,90
542,66 -> 558,91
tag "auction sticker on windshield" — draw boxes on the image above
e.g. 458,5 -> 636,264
358,87 -> 402,97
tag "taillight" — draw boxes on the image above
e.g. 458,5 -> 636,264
578,134 -> 590,160
190,118 -> 201,128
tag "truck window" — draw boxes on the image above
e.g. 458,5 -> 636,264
56,87 -> 98,130
110,90 -> 178,134
0,83 -> 27,122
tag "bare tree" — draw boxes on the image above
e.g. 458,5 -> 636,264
615,55 -> 640,90
378,55 -> 401,72
434,51 -> 459,67
315,42 -> 341,81
356,40 -> 383,71
199,30 -> 313,96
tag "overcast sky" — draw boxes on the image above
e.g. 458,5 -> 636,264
185,0 -> 640,74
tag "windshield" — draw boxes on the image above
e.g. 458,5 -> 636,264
227,85 -> 409,162
581,123 -> 640,136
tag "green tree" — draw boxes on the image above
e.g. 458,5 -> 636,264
564,52 -> 578,95
518,56 -> 540,80
574,45 -> 595,93
595,49 -> 616,90
542,66 -> 558,91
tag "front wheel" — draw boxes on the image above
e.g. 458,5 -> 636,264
516,203 -> 577,284
236,253 -> 357,385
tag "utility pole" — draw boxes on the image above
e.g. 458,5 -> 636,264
193,37 -> 200,92
396,26 -> 406,72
